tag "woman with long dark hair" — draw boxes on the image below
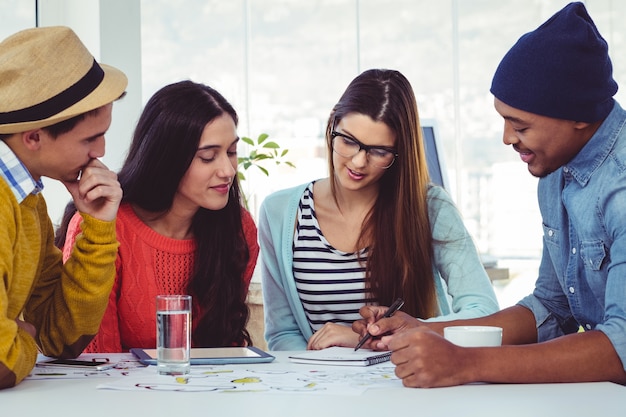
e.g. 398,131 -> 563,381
259,69 -> 498,350
62,80 -> 258,351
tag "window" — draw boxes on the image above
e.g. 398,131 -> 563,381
0,0 -> 35,39
12,0 -> 625,307
138,0 -> 626,305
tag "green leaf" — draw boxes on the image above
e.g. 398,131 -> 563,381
237,132 -> 296,187
262,141 -> 280,149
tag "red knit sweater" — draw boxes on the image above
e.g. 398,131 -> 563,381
62,203 -> 259,353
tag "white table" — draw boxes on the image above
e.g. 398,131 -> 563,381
1,351 -> 625,417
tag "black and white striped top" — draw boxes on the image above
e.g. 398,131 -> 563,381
293,182 -> 375,331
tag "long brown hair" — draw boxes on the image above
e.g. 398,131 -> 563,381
325,69 -> 437,318
118,81 -> 251,346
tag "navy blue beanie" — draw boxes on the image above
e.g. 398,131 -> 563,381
490,2 -> 617,122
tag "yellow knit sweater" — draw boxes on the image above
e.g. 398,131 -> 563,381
0,179 -> 118,389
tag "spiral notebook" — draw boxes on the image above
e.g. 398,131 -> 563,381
289,346 -> 391,366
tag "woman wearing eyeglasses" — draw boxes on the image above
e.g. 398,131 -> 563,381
259,69 -> 499,351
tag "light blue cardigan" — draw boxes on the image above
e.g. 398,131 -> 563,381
259,182 -> 499,350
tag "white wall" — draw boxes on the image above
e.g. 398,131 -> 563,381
38,0 -> 142,226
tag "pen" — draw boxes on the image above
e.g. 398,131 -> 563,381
354,298 -> 405,351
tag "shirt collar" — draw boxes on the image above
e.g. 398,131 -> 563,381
563,102 -> 626,187
0,140 -> 44,203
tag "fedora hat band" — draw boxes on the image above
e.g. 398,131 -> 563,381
0,59 -> 104,126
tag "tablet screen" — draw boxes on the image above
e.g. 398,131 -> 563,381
130,346 -> 275,365
142,347 -> 263,359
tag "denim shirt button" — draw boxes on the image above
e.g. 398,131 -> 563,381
569,286 -> 575,294
586,324 -> 592,330
572,247 -> 577,254
563,166 -> 569,173
548,229 -> 554,237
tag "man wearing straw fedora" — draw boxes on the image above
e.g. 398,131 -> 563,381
0,26 -> 127,389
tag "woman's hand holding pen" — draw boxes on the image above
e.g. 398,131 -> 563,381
352,305 -> 423,350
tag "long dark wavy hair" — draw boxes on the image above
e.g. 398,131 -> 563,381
118,80 -> 251,346
325,69 -> 437,319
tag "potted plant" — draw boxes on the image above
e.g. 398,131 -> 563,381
237,133 -> 295,209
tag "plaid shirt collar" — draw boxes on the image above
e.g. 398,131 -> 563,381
0,140 -> 44,203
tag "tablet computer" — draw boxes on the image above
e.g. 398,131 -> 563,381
130,347 -> 275,365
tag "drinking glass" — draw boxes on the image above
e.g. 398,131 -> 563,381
156,295 -> 191,375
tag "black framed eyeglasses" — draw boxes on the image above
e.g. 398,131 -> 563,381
331,131 -> 398,169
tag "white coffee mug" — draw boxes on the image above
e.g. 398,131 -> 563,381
443,326 -> 502,347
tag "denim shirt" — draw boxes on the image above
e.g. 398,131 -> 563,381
518,102 -> 626,370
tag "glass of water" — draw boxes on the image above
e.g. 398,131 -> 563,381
156,295 -> 191,375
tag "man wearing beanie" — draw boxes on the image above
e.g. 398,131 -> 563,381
0,26 -> 128,389
353,2 -> 626,387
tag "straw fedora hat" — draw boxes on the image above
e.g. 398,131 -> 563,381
0,26 -> 128,134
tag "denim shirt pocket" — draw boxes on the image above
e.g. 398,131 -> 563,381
542,224 -> 562,277
579,240 -> 608,298
580,240 -> 607,272
542,223 -> 560,248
